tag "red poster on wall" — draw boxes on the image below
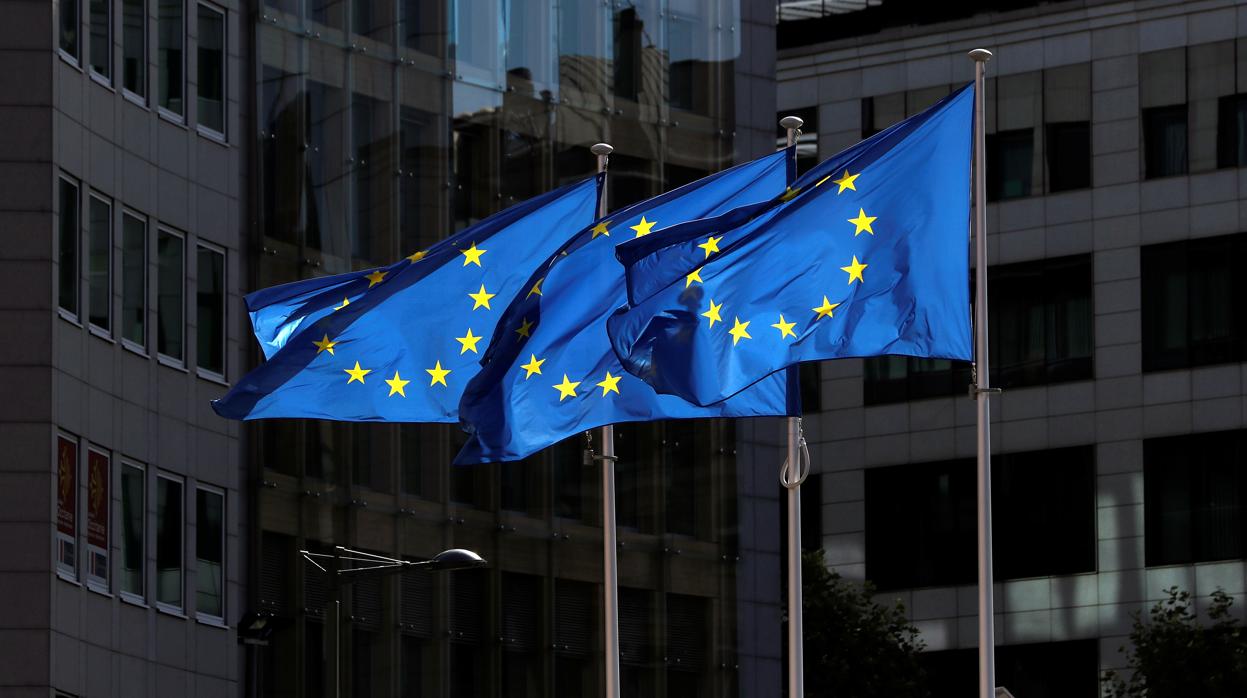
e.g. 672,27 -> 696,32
56,436 -> 76,536
87,450 -> 109,549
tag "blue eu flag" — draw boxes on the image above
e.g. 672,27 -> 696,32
456,150 -> 800,463
607,85 -> 974,406
212,176 -> 601,422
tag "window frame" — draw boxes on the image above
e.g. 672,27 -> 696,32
58,174 -> 81,324
119,460 -> 147,604
87,0 -> 113,85
55,432 -> 80,581
154,471 -> 185,614
157,0 -> 187,122
58,0 -> 82,67
194,240 -> 227,381
86,192 -> 114,338
121,0 -> 149,104
120,209 -> 149,355
194,483 -> 226,624
156,226 -> 186,367
83,445 -> 111,592
195,2 -> 227,141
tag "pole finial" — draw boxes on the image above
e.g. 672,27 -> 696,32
779,116 -> 804,131
591,143 -> 614,156
968,48 -> 993,62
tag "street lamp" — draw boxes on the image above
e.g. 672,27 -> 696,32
301,546 -> 488,698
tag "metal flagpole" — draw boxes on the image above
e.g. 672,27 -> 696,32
778,116 -> 807,698
968,47 -> 998,698
590,141 -> 622,698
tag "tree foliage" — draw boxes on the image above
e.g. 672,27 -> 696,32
1103,586 -> 1247,698
798,549 -> 928,696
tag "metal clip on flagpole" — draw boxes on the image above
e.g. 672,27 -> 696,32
589,141 -> 622,698
968,47 -> 998,698
778,115 -> 807,698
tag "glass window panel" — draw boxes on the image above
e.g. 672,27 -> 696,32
196,244 -> 225,376
351,72 -> 395,264
121,212 -> 147,347
1217,94 -> 1247,169
156,474 -> 183,609
59,178 -> 80,317
123,0 -> 147,96
56,435 -> 78,578
88,195 -> 111,332
1145,431 -> 1246,566
121,463 -> 144,598
1144,105 -> 1189,179
197,4 -> 226,135
987,128 -> 1033,201
401,0 -> 442,55
505,0 -> 553,90
452,109 -> 499,229
157,229 -> 185,361
500,95 -> 549,205
306,73 -> 350,266
196,487 -> 224,618
558,0 -> 609,104
259,57 -> 302,249
309,0 -> 346,31
1045,121 -> 1091,192
451,0 -> 503,88
60,0 -> 80,60
1188,41 -> 1234,172
158,0 -> 185,116
89,0 -> 111,79
399,103 -> 440,253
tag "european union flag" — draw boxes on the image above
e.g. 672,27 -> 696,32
456,150 -> 800,463
607,85 -> 974,406
212,176 -> 601,422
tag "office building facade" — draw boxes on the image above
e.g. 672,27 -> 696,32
779,0 -> 1247,695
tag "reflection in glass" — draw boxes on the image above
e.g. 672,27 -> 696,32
196,488 -> 225,618
59,0 -> 80,60
123,0 -> 147,96
156,475 -> 184,609
157,230 -> 185,360
505,0 -> 553,89
306,79 -> 348,263
260,62 -> 302,247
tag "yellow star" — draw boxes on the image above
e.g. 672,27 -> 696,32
832,170 -> 859,194
385,371 -> 410,397
460,242 -> 486,267
312,334 -> 338,355
455,328 -> 483,354
812,296 -> 841,320
365,269 -> 387,287
630,216 -> 656,237
520,354 -> 545,379
527,278 -> 544,298
425,360 -> 450,387
841,256 -> 867,284
469,284 -> 496,310
553,373 -> 580,401
591,220 -> 611,238
728,317 -> 752,345
701,299 -> 723,328
344,361 -> 371,384
780,187 -> 800,202
771,314 -> 796,339
685,268 -> 703,288
697,235 -> 722,258
407,250 -> 427,262
847,208 -> 877,236
514,317 -> 533,339
596,371 -> 622,396
334,297 -> 351,311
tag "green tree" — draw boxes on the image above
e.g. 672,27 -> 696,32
1103,586 -> 1247,697
796,549 -> 928,696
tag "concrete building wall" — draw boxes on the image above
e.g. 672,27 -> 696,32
778,0 -> 1247,682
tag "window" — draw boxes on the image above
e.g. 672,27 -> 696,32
155,473 -> 184,610
665,594 -> 708,694
1142,233 -> 1247,372
85,448 -> 110,589
59,0 -> 80,61
1046,121 -> 1091,192
1217,94 -> 1247,168
554,580 -> 594,697
196,243 -> 225,377
1143,105 -> 1189,178
863,356 -> 970,405
987,128 -> 1034,201
88,0 -> 111,80
56,434 -> 79,579
158,0 -> 184,116
121,212 -> 147,348
122,0 -> 146,97
157,228 -> 185,362
799,363 -> 821,412
197,4 -> 225,136
195,486 -> 225,621
120,462 -> 145,600
922,640 -> 1099,697
1145,430 -> 1246,567
865,447 -> 1096,589
87,195 -> 112,333
58,177 -> 80,318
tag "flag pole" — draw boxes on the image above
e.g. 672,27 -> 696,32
968,47 -> 997,698
778,115 -> 806,698
590,141 -> 622,698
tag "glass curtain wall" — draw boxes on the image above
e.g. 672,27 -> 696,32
251,3 -> 759,697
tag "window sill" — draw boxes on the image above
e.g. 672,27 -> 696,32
155,604 -> 188,620
121,338 -> 149,358
157,354 -> 188,372
157,108 -> 188,128
58,308 -> 83,328
122,89 -> 149,110
120,593 -> 149,609
85,582 -> 113,598
196,368 -> 229,387
56,571 -> 81,586
88,71 -> 114,91
196,125 -> 228,147
196,614 -> 229,629
58,50 -> 82,71
88,325 -> 115,343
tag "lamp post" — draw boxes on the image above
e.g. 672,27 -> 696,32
301,547 -> 489,698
